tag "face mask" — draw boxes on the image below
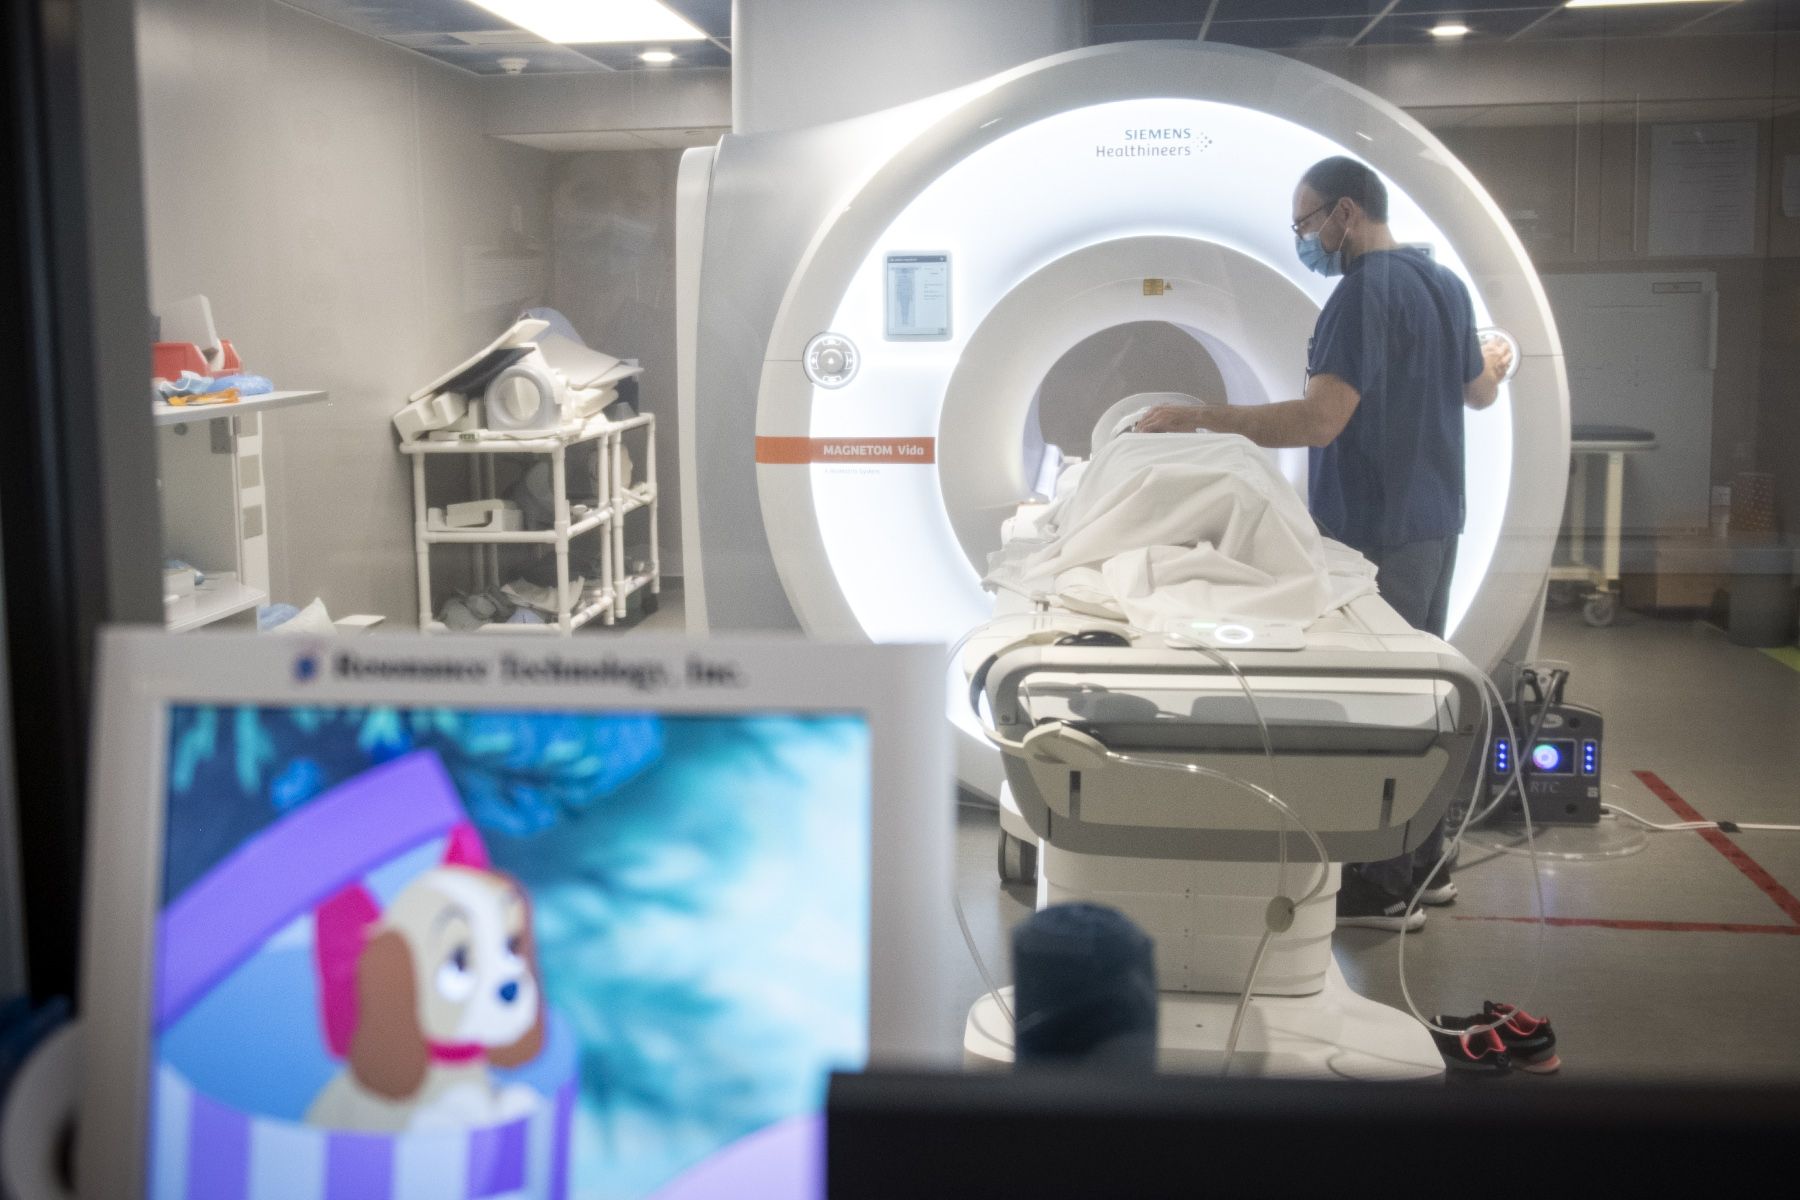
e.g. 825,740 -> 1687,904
1295,230 -> 1344,277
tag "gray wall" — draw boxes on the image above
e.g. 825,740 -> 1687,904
731,0 -> 1085,134
137,0 -> 553,625
547,151 -> 685,567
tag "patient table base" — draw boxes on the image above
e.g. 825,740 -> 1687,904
963,959 -> 1441,1080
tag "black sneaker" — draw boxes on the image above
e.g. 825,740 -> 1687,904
1336,873 -> 1426,932
1412,860 -> 1458,907
1430,1022 -> 1512,1075
1483,1002 -> 1560,1074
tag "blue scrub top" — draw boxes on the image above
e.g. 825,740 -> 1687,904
1305,248 -> 1483,555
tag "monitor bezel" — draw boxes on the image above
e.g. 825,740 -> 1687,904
78,628 -> 951,1200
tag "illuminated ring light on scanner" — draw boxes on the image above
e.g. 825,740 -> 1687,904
751,42 -> 1569,790
1531,743 -> 1564,772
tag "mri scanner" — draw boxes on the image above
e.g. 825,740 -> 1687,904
678,40 -> 1570,1075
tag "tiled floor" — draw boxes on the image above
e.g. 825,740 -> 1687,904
603,586 -> 1800,1081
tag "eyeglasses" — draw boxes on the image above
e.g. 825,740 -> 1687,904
1290,199 -> 1337,237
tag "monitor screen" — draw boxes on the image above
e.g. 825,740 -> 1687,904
146,703 -> 869,1199
1529,739 -> 1576,775
884,253 -> 951,340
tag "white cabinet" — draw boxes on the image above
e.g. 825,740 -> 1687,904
156,391 -> 329,631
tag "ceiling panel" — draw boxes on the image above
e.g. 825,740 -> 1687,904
1393,0 -> 1559,13
278,0 -> 729,75
1090,21 -> 1205,42
1212,1 -> 1394,19
279,1 -> 1800,79
1208,15 -> 1375,49
1362,7 -> 1559,43
1518,3 -> 1746,42
571,41 -> 733,70
1092,1 -> 1793,49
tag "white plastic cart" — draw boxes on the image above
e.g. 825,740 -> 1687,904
401,412 -> 658,634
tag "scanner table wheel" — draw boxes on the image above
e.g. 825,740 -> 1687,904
998,831 -> 1038,886
1582,592 -> 1618,627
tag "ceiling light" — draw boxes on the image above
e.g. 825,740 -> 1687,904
1430,22 -> 1472,38
640,49 -> 677,64
470,1 -> 706,45
1566,1 -> 1736,8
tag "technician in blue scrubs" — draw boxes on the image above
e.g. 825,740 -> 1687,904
1138,156 -> 1512,930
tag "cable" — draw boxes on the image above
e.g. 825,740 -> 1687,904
1156,631 -> 1304,1074
954,610 -> 1555,1058
944,610 -> 1105,1033
1602,805 -> 1800,834
1394,668 -> 1551,1040
952,883 -> 1015,1026
1100,747 -> 1329,1075
1014,622 -> 1322,1070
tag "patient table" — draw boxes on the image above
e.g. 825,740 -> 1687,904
962,437 -> 1488,1080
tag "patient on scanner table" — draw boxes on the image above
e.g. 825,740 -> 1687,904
988,394 -> 1377,633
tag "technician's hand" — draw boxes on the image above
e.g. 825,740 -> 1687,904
1134,405 -> 1215,434
1481,334 -> 1514,384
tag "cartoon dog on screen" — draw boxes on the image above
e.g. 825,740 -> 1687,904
307,826 -> 546,1132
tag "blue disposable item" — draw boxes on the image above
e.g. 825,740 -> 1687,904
156,371 -> 212,399
206,373 -> 274,396
257,604 -> 301,632
506,608 -> 546,625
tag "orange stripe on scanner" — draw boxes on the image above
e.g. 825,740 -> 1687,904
755,437 -> 936,465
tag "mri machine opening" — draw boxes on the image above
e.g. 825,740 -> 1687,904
702,44 -> 1568,794
1026,321 -> 1234,495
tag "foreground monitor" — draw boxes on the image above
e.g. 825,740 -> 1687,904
827,1070 -> 1800,1198
79,631 -> 949,1200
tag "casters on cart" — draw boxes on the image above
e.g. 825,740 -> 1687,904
997,830 -> 1038,886
1582,591 -> 1619,627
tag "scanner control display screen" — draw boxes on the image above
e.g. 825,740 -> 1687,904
885,253 -> 951,340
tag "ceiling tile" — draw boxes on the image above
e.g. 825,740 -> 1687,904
1361,7 -> 1559,43
412,42 -> 615,75
571,41 -> 734,70
1519,3 -> 1745,42
1208,15 -> 1375,48
280,0 -> 515,38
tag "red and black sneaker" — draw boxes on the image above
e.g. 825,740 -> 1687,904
1429,1023 -> 1511,1075
1483,1001 -> 1560,1074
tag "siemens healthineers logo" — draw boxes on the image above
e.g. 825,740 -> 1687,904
1095,127 -> 1215,159
315,650 -> 743,692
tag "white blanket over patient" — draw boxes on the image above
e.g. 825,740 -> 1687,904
988,432 -> 1377,630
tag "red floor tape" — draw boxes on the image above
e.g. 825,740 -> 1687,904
1633,769 -> 1800,927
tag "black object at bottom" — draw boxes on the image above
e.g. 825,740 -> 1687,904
827,1071 -> 1800,1198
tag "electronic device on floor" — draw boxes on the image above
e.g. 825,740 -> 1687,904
1485,666 -> 1604,825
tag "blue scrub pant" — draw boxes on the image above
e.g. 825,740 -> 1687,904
1348,536 -> 1459,897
